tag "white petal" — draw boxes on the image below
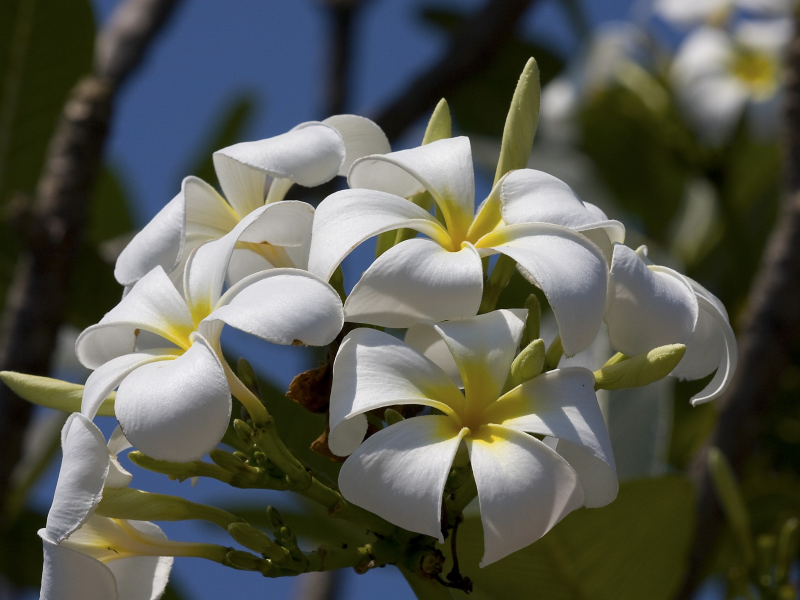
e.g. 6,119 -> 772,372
735,18 -> 793,53
485,367 -> 617,508
225,249 -> 272,286
606,245 -> 698,356
203,269 -> 343,346
404,323 -> 463,388
40,536 -> 118,600
339,415 -> 466,541
108,425 -> 132,456
308,188 -> 452,281
322,114 -> 391,175
82,351 -> 177,420
107,522 -> 173,600
348,137 -> 475,242
114,193 -> 185,288
115,337 -> 230,462
47,414 -> 109,543
432,310 -> 527,412
552,438 -> 619,509
653,0 -> 729,25
214,122 -> 344,215
76,268 -> 195,370
183,176 -> 240,241
329,328 -> 465,456
343,239 -> 483,327
478,223 -> 609,356
500,169 -> 625,244
468,424 -> 585,566
106,426 -> 133,490
683,295 -> 738,405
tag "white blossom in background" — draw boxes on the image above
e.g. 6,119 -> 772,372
115,116 -> 389,289
671,19 -> 792,144
39,413 -> 172,600
328,310 -> 617,566
605,244 -> 738,404
77,207 -> 343,462
309,137 -> 621,356
654,0 -> 795,27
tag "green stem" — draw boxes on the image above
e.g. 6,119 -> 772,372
446,472 -> 477,524
478,255 -> 516,314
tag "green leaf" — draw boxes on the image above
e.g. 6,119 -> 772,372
444,477 -> 694,600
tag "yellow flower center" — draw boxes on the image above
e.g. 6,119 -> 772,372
731,49 -> 778,99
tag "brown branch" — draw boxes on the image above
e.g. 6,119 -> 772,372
372,0 -> 538,142
677,11 -> 800,598
0,0 -> 183,519
319,0 -> 366,117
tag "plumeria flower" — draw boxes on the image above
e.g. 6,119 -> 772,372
309,137 -> 617,356
39,413 -> 173,600
605,244 -> 738,404
328,310 -> 617,565
115,115 -> 390,289
671,19 -> 792,144
654,0 -> 795,27
77,206 -> 344,461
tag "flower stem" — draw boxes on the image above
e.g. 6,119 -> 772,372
478,254 -> 516,314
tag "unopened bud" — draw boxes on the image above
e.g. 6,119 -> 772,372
507,339 -> 545,389
384,408 -> 404,426
267,506 -> 285,530
227,523 -> 291,563
224,550 -> 263,571
209,449 -> 260,482
521,295 -> 541,347
237,358 -> 259,394
233,419 -> 254,442
544,335 -> 563,371
593,344 -> 685,390
0,371 -> 115,416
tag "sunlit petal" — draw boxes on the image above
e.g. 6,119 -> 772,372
404,323 -> 463,388
322,114 -> 391,175
40,536 -> 118,600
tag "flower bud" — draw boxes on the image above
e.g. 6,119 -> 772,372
593,344 -> 686,390
0,371 -> 115,416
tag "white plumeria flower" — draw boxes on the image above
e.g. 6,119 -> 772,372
605,244 -> 738,405
309,137 -> 620,356
654,0 -> 794,27
77,206 -> 344,461
671,19 -> 792,144
39,413 -> 173,600
328,310 -> 617,566
115,115 -> 390,289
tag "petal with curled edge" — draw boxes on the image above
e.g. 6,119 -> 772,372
40,536 -> 118,600
343,238 -> 483,328
329,328 -> 466,457
681,295 -> 738,405
468,424 -> 585,566
432,310 -> 526,415
46,414 -> 109,543
404,322 -> 463,388
483,368 -> 617,508
339,415 -> 467,541
477,223 -> 608,357
606,245 -> 699,357
114,336 -> 230,462
348,137 -> 475,243
308,188 -> 452,281
184,202 -> 313,322
214,122 -> 344,216
107,521 -> 173,600
202,269 -> 343,347
76,267 -> 195,370
322,115 -> 391,175
106,426 -> 134,490
500,169 -> 625,244
81,350 -> 179,421
182,176 -> 241,241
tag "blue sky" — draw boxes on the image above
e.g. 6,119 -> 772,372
25,1 -> 673,599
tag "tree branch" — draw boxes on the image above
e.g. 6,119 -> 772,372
372,0 -> 538,142
677,11 -> 800,597
0,0 -> 183,519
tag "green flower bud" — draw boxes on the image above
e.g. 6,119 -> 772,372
593,344 -> 686,390
494,57 -> 540,185
227,523 -> 291,563
224,550 -> 263,571
521,294 -> 541,347
507,339 -> 546,390
384,408 -> 405,426
0,371 -> 115,416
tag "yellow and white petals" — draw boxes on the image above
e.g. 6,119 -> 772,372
483,368 -> 617,508
322,114 -> 391,176
81,351 -> 178,421
46,414 -> 109,543
308,188 -> 452,280
76,267 -> 195,370
655,0 -> 793,27
404,322 -> 463,387
204,269 -> 344,347
349,137 -> 476,243
329,328 -> 465,457
467,425 -> 585,566
477,224 -> 609,356
343,239 -> 483,327
338,416 -> 468,541
499,169 -> 625,248
114,336 -> 230,462
40,538 -> 119,600
432,310 -> 526,412
606,244 -> 698,357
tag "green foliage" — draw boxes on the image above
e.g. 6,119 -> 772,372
444,477 -> 694,600
669,376 -> 717,470
420,8 -> 562,138
0,509 -> 47,587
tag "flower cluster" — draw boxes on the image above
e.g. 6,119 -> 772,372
15,60 -> 738,599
